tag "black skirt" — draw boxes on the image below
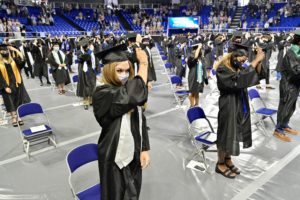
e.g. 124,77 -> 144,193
52,68 -> 71,85
2,83 -> 31,112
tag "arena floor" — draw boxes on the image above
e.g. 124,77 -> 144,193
0,47 -> 299,200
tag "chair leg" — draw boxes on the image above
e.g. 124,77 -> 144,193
259,120 -> 269,136
49,135 -> 57,147
201,149 -> 208,171
270,116 -> 276,126
26,142 -> 30,158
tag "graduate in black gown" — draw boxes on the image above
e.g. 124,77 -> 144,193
273,30 -> 300,142
141,35 -> 157,85
31,39 -> 51,86
214,43 -> 265,179
187,42 -> 207,107
0,44 -> 30,127
47,42 -> 71,95
76,38 -> 96,110
93,44 -> 150,200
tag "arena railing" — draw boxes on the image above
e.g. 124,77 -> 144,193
0,26 -> 298,41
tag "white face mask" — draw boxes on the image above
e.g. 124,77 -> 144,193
118,72 -> 129,85
53,46 -> 59,51
89,45 -> 94,52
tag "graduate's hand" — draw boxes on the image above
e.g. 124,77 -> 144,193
140,151 -> 150,170
136,34 -> 143,44
5,87 -> 11,94
255,48 -> 265,62
136,48 -> 148,65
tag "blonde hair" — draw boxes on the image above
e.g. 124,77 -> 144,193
101,61 -> 134,86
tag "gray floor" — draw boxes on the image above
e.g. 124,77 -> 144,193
0,47 -> 299,200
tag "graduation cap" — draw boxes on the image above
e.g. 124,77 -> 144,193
292,29 -> 300,44
126,32 -> 137,42
95,44 -> 128,65
78,38 -> 89,48
51,41 -> 60,46
190,42 -> 202,50
0,43 -> 8,50
228,43 -> 249,54
293,29 -> 300,36
233,31 -> 243,38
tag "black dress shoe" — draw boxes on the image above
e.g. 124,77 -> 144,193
40,82 -> 44,86
46,81 -> 51,85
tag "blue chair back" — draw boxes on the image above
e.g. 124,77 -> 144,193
170,75 -> 182,85
187,106 -> 207,124
72,75 -> 79,83
18,103 -> 44,118
165,63 -> 172,69
67,143 -> 98,173
248,89 -> 260,100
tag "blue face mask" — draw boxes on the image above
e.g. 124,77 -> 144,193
118,73 -> 129,85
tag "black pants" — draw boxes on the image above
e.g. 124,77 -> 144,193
276,76 -> 300,129
24,66 -> 34,78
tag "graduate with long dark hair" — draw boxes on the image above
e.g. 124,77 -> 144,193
214,44 -> 265,179
93,44 -> 150,200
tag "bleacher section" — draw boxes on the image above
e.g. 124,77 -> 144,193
241,3 -> 287,29
26,15 -> 80,36
62,8 -> 126,35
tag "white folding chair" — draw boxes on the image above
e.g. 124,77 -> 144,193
17,103 -> 56,157
248,88 -> 277,136
169,75 -> 189,106
186,106 -> 217,172
66,143 -> 101,200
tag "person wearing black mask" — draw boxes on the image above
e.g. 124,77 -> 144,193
19,40 -> 34,79
141,35 -> 156,86
76,38 -> 97,110
0,44 -> 30,127
214,43 -> 265,179
187,42 -> 207,107
273,29 -> 300,142
256,34 -> 275,89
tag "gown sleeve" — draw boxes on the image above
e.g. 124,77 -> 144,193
217,65 -> 260,92
283,51 -> 300,83
47,53 -> 59,69
93,75 -> 148,121
0,71 -> 8,90
141,112 -> 150,151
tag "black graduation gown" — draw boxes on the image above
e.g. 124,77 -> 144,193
203,45 -> 214,69
0,63 -> 30,112
144,46 -> 157,82
187,56 -> 205,93
214,39 -> 224,58
61,41 -> 73,66
276,49 -> 300,127
258,41 -> 274,84
76,51 -> 96,98
175,45 -> 185,77
276,40 -> 285,71
216,65 -> 260,156
31,45 -> 49,78
92,76 -> 150,200
47,51 -> 71,85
